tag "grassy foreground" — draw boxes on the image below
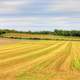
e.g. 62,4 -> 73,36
0,39 -> 80,80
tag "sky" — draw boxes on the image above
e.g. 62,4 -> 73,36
0,0 -> 80,31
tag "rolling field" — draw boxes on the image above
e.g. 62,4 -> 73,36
2,33 -> 80,41
0,39 -> 80,80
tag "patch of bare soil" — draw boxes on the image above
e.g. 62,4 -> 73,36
0,38 -> 21,45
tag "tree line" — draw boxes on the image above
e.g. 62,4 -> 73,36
54,29 -> 80,37
0,29 -> 80,37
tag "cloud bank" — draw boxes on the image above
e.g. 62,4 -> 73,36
0,0 -> 79,31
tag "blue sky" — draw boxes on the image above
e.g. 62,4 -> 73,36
0,0 -> 80,31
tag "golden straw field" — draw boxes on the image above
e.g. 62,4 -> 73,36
0,38 -> 80,80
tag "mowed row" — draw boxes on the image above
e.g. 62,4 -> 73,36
0,40 -> 80,80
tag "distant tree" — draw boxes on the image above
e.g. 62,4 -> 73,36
0,29 -> 80,37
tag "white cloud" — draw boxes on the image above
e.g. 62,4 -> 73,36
0,0 -> 31,13
48,0 -> 80,12
0,16 -> 80,31
0,0 -> 79,31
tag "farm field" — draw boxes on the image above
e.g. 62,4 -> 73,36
0,39 -> 80,80
2,33 -> 80,41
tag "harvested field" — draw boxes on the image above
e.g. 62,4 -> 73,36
0,39 -> 80,80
